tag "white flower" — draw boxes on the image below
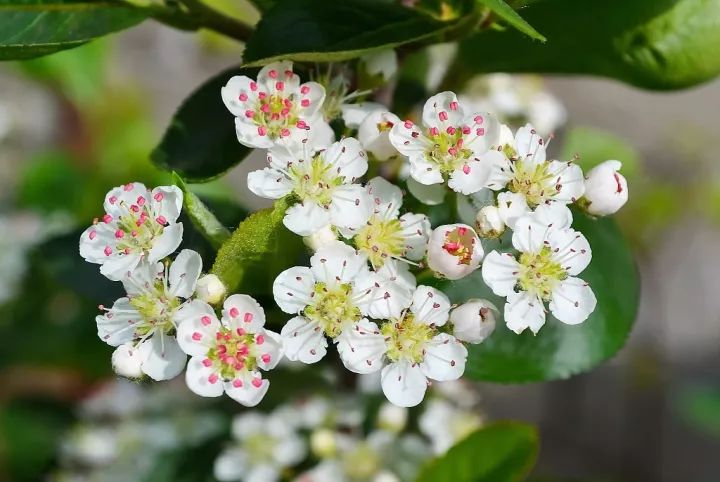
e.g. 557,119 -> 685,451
495,191 -> 530,230
449,299 -> 498,344
486,124 -> 585,208
418,399 -> 483,454
481,204 -> 597,334
96,249 -> 202,380
195,274 -> 226,305
273,242 -> 410,368
426,224 -> 483,280
358,110 -> 402,161
337,286 -> 468,407
247,137 -> 373,236
342,177 -> 430,275
388,92 -> 505,194
582,160 -> 628,216
222,61 -> 332,150
475,205 -> 505,239
214,411 -> 306,482
303,225 -> 339,251
176,295 -> 282,406
79,182 -> 184,281
341,101 -> 387,129
361,49 -> 398,81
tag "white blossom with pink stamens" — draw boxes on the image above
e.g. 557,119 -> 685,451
426,224 -> 484,281
388,91 -> 505,194
176,294 -> 282,407
79,182 -> 184,281
222,61 -> 332,150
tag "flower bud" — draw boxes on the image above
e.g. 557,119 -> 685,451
361,49 -> 398,81
358,110 -> 401,161
303,225 -> 338,251
427,224 -> 483,280
377,402 -> 408,433
450,299 -> 498,344
111,343 -> 143,379
194,274 -> 226,305
475,205 -> 505,239
310,428 -> 338,458
582,160 -> 628,216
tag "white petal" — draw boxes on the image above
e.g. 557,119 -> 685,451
221,74 -> 257,117
280,316 -> 327,363
297,81 -> 326,119
257,61 -> 295,88
460,111 -> 500,155
110,342 -> 144,379
549,277 -> 597,325
323,138 -> 368,181
185,355 -> 224,397
547,228 -> 592,275
406,177 -> 446,205
547,160 -> 585,204
306,118 -> 335,151
355,267 -> 412,320
138,335 -> 187,381
367,176 -> 403,219
496,191 -> 530,230
341,102 -> 386,128
234,116 -> 274,149
408,154 -> 444,185
389,121 -> 428,157
103,182 -> 149,218
150,185 -> 183,224
381,361 -> 428,408
224,371 -> 270,407
175,300 -> 220,357
421,333 -> 467,381
247,168 -> 293,199
96,298 -> 140,346
255,329 -> 283,370
400,212 -> 430,261
336,319 -> 386,374
246,465 -> 280,482
310,241 -> 366,285
79,222 -> 117,264
222,294 -> 266,331
422,92 -> 464,128
485,151 -> 514,190
411,285 -> 451,326
450,299 -> 498,344
168,249 -> 202,299
504,290 -> 546,335
532,202 -> 573,230
329,184 -> 373,230
511,213 -> 548,254
98,252 -> 143,282
358,111 -> 401,161
273,266 -> 315,314
514,124 -> 546,164
447,157 -> 493,195
283,201 -> 331,236
213,448 -> 248,482
147,223 -> 184,263
481,251 -> 520,297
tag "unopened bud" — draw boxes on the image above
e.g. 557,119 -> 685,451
303,225 -> 338,251
475,205 -> 505,239
111,343 -> 143,379
582,160 -> 628,216
450,299 -> 498,344
195,274 -> 226,305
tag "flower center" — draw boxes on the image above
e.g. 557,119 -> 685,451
243,432 -> 279,463
305,282 -> 361,338
128,280 -> 180,337
442,226 -> 476,265
103,197 -> 166,257
517,246 -> 566,300
354,217 -> 405,269
250,90 -> 300,140
204,326 -> 264,381
508,159 -> 558,207
289,155 -> 344,206
424,125 -> 473,173
381,313 -> 435,364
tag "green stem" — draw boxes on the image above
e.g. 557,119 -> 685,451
147,0 -> 254,43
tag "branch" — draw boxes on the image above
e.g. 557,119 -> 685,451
147,0 -> 254,43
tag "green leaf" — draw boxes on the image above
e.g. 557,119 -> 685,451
675,385 -> 720,438
440,212 -> 638,382
0,0 -> 148,61
453,0 -> 720,90
416,422 -> 538,482
152,67 -> 255,182
172,173 -> 231,250
476,0 -> 545,42
210,198 -> 304,294
242,0 -> 474,66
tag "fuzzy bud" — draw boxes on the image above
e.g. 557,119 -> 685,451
427,224 -> 483,280
195,274 -> 226,305
475,205 -> 505,239
582,160 -> 628,216
111,343 -> 143,379
450,299 -> 498,344
303,225 -> 338,251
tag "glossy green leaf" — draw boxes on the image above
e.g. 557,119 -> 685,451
0,0 -> 148,60
172,173 -> 231,250
453,0 -> 720,90
242,0 -> 474,66
210,198 -> 304,294
476,0 -> 545,41
416,422 -> 538,482
152,67 -> 255,182
439,212 -> 638,382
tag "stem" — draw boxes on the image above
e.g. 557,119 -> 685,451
147,0 -> 254,43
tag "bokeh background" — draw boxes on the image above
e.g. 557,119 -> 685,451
1,14 -> 719,482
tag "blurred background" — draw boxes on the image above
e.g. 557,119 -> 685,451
0,14 -> 719,482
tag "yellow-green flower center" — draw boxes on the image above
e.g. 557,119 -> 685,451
305,282 -> 361,338
425,127 -> 472,173
289,155 -> 344,206
381,314 -> 435,364
508,158 -> 557,207
354,216 -> 405,269
128,280 -> 181,337
205,327 -> 260,380
517,246 -> 566,300
243,432 -> 278,463
441,226 -> 476,265
253,93 -> 300,139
